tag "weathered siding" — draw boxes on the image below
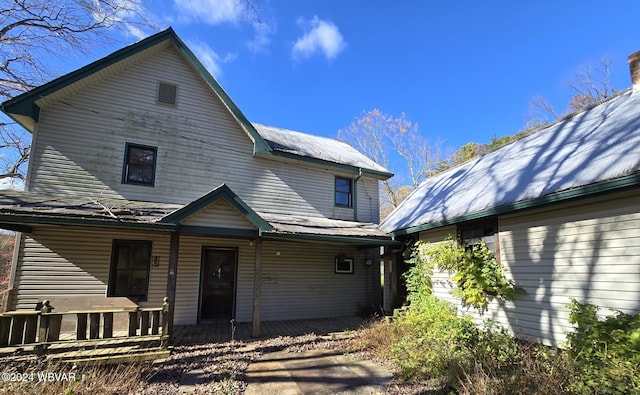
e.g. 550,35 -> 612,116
498,189 -> 640,347
181,200 -> 256,229
11,227 -> 171,311
173,235 -> 376,325
417,226 -> 459,306
356,176 -> 380,223
420,189 -> 640,347
244,241 -> 374,322
27,45 -> 381,223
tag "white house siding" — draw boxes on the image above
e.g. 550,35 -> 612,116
498,189 -> 640,347
419,189 -> 640,348
10,227 -> 171,311
171,236 -> 376,325
180,200 -> 256,229
172,235 -> 253,325
417,226 -> 459,306
27,45 -> 380,223
249,241 -> 374,322
355,176 -> 380,223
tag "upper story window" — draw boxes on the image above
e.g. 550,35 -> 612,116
122,143 -> 157,186
458,218 -> 500,261
335,176 -> 353,207
108,240 -> 152,302
157,82 -> 177,106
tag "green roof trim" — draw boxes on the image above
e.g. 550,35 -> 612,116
160,184 -> 272,232
0,212 -> 177,232
391,173 -> 640,237
167,32 -> 272,155
267,150 -> 394,179
263,231 -> 397,245
2,28 -> 176,127
0,28 -> 272,155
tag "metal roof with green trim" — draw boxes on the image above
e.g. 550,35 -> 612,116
380,89 -> 640,236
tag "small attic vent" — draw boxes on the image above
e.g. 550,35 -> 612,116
157,82 -> 177,105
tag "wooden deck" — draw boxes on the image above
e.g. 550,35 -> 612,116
169,316 -> 367,345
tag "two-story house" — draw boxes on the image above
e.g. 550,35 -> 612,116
0,28 -> 393,336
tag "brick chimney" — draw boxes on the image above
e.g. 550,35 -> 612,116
628,50 -> 640,92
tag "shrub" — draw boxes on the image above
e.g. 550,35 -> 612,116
391,294 -> 470,385
565,299 -> 640,394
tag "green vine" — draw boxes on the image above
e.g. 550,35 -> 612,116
406,237 -> 525,312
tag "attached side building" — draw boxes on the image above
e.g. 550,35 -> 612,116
381,53 -> 640,347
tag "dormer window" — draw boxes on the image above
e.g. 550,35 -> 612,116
335,176 -> 353,207
122,143 -> 157,186
157,82 -> 177,106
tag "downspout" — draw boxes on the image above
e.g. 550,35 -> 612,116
353,168 -> 363,221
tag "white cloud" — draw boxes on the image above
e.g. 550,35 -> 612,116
188,40 -> 236,78
292,16 -> 346,61
247,20 -> 274,53
91,0 -> 150,40
173,0 -> 243,25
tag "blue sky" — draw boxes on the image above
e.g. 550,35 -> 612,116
33,1 -> 640,152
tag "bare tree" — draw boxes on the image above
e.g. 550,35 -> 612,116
337,109 -> 442,219
528,58 -> 616,125
0,0 -> 158,184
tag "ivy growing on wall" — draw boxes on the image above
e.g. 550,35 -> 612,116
406,237 -> 525,312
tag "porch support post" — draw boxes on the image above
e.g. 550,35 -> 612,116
252,237 -> 262,337
382,246 -> 397,315
166,231 -> 180,343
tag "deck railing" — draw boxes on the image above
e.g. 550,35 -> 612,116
0,287 -> 12,313
0,297 -> 170,350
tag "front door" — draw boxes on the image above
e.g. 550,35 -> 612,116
200,248 -> 237,320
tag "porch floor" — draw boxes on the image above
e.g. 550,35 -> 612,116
0,316 -> 369,366
173,316 -> 368,345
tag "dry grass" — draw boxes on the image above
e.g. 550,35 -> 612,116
457,347 -> 575,395
0,358 -> 153,395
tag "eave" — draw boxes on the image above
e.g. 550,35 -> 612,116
391,173 -> 640,237
261,150 -> 394,179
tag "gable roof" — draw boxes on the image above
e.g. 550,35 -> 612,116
159,184 -> 272,232
1,27 -> 272,155
1,28 -> 390,177
381,89 -> 640,235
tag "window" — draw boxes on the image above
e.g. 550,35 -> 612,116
335,177 -> 353,207
458,218 -> 500,260
108,240 -> 152,301
335,256 -> 354,274
123,143 -> 157,186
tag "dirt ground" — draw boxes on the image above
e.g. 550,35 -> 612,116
140,331 -> 436,394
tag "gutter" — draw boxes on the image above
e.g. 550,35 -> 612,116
353,168 -> 363,221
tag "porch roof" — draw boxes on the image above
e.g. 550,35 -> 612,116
0,190 -> 392,243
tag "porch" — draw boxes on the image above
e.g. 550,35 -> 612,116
0,316 -> 369,366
